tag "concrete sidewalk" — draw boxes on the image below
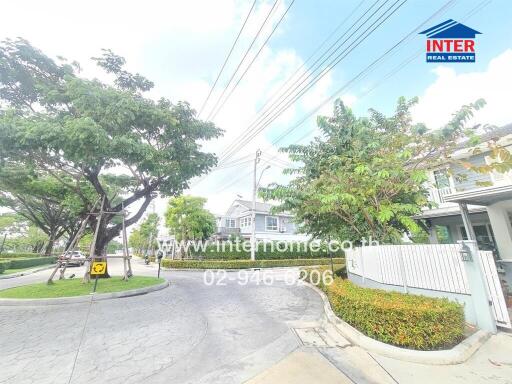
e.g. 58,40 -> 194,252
372,332 -> 512,384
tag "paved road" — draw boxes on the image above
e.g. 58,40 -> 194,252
0,259 -> 327,384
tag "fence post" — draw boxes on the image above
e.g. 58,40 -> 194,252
360,247 -> 366,284
459,240 -> 497,334
398,246 -> 408,293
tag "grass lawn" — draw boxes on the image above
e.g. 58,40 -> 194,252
0,276 -> 165,299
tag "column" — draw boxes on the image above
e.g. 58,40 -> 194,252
459,239 -> 497,334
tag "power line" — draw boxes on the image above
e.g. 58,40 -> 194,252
221,0 -> 407,163
205,0 -> 490,194
205,0 -> 280,121
268,0 -> 454,148
216,0 -> 383,162
208,0 -> 297,121
198,0 -> 257,117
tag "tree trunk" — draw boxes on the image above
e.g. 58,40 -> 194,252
44,237 -> 55,256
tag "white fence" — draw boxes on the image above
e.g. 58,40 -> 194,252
346,244 -> 511,329
346,244 -> 470,294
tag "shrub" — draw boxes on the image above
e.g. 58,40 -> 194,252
0,252 -> 41,259
324,279 -> 464,350
0,260 -> 9,273
7,256 -> 57,269
184,241 -> 344,260
161,258 -> 345,269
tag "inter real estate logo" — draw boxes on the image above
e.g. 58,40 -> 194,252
419,19 -> 481,63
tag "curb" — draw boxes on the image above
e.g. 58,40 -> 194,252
302,281 -> 491,365
0,280 -> 170,306
0,264 -> 56,280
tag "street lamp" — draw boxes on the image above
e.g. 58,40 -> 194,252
251,164 -> 271,261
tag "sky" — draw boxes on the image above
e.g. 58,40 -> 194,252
1,0 -> 511,229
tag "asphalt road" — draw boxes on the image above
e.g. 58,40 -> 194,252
0,259 -> 326,384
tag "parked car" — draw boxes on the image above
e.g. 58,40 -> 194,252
59,251 -> 86,266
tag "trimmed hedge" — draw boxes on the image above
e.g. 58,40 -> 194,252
0,256 -> 57,273
323,279 -> 465,350
161,258 -> 345,269
184,242 -> 344,260
0,252 -> 41,259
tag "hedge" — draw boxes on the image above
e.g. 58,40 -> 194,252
0,252 -> 41,259
0,256 -> 57,273
161,258 -> 345,269
323,279 -> 465,350
182,242 -> 344,260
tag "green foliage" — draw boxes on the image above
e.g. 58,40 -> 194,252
165,196 -> 216,241
324,279 -> 465,350
129,213 -> 159,254
0,39 -> 222,252
0,252 -> 39,259
0,261 -> 6,273
161,258 -> 345,269
0,256 -> 56,272
186,241 -> 344,260
260,97 -> 488,244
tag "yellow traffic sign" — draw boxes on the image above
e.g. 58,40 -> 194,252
91,261 -> 107,275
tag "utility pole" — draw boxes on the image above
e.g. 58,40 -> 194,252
251,149 -> 262,261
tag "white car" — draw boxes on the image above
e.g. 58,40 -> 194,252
59,251 -> 86,266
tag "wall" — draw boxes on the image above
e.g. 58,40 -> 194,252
348,272 -> 477,324
451,153 -> 492,191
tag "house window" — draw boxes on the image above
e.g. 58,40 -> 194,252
226,218 -> 236,228
265,216 -> 278,231
460,224 -> 496,251
433,169 -> 450,189
240,216 -> 252,228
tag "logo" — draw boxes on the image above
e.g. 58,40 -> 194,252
419,19 -> 481,63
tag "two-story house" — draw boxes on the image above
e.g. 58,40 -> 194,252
415,123 -> 512,286
214,199 -> 309,242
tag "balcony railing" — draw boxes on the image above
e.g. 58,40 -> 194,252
428,186 -> 455,205
216,227 -> 241,235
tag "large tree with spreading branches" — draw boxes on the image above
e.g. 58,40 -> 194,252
0,38 -> 222,255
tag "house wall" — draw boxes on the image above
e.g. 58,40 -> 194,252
451,153 -> 492,191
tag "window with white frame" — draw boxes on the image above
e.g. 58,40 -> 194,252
226,218 -> 236,228
265,216 -> 278,231
240,216 -> 252,228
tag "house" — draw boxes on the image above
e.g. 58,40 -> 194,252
415,123 -> 512,287
214,199 -> 309,242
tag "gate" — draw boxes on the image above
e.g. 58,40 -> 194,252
479,251 -> 512,329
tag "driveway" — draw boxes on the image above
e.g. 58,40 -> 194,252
0,259 -> 327,384
1,259 -> 511,384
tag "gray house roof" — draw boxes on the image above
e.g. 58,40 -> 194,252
234,199 -> 274,213
457,123 -> 512,150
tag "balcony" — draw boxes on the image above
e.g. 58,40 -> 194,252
216,227 -> 241,235
428,186 -> 456,205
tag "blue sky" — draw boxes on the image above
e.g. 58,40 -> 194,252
0,0 -> 511,217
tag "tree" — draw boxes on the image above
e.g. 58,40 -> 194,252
0,38 -> 222,256
129,213 -> 159,255
0,169 -> 85,255
165,196 -> 215,241
261,97 -> 498,243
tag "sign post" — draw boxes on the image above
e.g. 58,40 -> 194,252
157,251 -> 163,279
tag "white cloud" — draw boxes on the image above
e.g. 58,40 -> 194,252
412,49 -> 512,129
